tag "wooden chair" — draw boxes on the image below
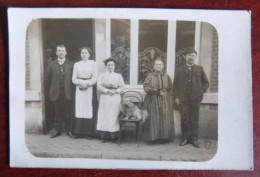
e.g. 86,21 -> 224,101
117,91 -> 144,147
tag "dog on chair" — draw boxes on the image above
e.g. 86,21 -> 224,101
119,97 -> 148,122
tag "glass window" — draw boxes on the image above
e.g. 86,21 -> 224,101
138,20 -> 168,84
175,21 -> 196,68
111,19 -> 130,84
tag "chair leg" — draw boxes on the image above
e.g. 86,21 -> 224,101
136,122 -> 140,147
118,122 -> 122,145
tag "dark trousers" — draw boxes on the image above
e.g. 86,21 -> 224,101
53,92 -> 72,133
180,97 -> 200,141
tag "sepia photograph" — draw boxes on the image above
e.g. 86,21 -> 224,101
9,8 -> 252,170
24,18 -> 218,161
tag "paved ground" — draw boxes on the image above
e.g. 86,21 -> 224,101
25,129 -> 217,162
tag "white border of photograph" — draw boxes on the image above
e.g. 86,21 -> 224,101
8,8 -> 253,170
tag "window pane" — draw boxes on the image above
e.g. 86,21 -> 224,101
138,20 -> 168,84
111,19 -> 130,84
175,21 -> 195,68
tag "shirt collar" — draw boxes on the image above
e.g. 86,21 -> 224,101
58,58 -> 66,65
154,70 -> 164,75
186,63 -> 194,67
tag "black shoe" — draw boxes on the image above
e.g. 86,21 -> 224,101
68,131 -> 77,139
86,136 -> 93,140
192,140 -> 200,148
179,139 -> 188,146
110,138 -> 118,143
158,139 -> 168,144
50,130 -> 60,138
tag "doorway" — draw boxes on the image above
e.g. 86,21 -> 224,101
42,19 -> 95,133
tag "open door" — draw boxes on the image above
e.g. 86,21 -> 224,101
42,19 -> 95,133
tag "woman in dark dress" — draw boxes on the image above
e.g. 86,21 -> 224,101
143,59 -> 175,142
70,47 -> 98,139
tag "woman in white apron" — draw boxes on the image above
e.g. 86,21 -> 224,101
71,47 -> 98,139
96,57 -> 125,143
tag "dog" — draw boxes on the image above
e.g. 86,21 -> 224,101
119,97 -> 148,122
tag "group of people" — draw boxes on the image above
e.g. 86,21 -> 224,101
46,45 -> 209,148
45,45 -> 124,142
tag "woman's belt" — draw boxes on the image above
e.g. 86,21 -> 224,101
160,88 -> 170,92
78,77 -> 91,80
77,77 -> 91,91
103,85 -> 118,89
151,88 -> 170,92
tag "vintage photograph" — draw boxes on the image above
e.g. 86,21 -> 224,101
24,18 -> 218,161
9,8 -> 252,170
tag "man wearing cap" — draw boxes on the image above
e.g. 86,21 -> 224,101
173,47 -> 209,148
45,45 -> 74,138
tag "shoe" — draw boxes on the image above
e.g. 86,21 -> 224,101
102,139 -> 107,143
158,139 -> 168,144
67,131 -> 77,139
50,130 -> 60,138
179,139 -> 188,146
193,140 -> 200,148
110,138 -> 118,143
86,136 -> 93,140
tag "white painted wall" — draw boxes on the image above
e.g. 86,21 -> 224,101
25,19 -> 44,133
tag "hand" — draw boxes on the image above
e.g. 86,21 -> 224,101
108,90 -> 116,96
159,90 -> 164,96
84,82 -> 90,88
79,85 -> 88,91
175,98 -> 180,105
149,88 -> 158,94
109,84 -> 115,88
79,83 -> 88,88
108,90 -> 113,96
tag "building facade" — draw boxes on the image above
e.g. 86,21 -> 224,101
25,19 -> 218,139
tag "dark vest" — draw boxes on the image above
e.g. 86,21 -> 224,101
58,63 -> 65,94
186,65 -> 194,94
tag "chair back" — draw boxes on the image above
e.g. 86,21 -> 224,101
121,91 -> 143,107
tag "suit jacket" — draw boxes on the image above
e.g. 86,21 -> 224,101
45,59 -> 74,101
173,64 -> 209,103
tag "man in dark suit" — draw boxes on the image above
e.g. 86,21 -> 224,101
45,45 -> 74,138
173,47 -> 209,148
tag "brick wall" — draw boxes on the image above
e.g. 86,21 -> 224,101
210,27 -> 218,92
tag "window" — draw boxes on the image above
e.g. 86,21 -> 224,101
138,20 -> 168,84
109,20 -> 200,87
175,21 -> 196,68
111,19 -> 131,84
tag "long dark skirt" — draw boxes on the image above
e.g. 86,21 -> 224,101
72,118 -> 93,135
143,92 -> 175,142
70,85 -> 98,137
96,130 -> 119,139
